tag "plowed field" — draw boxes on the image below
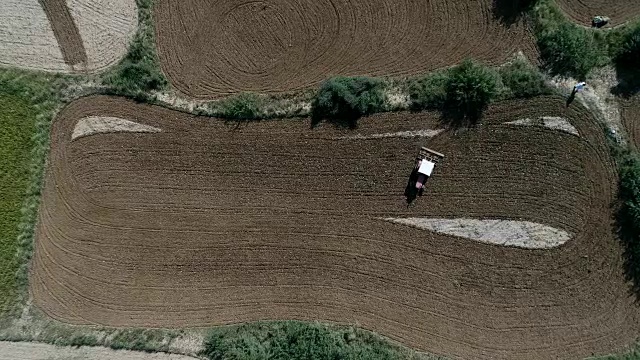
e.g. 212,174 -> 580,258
154,0 -> 536,98
557,0 -> 640,26
32,95 -> 640,359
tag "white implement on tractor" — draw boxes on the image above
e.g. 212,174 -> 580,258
414,147 -> 444,192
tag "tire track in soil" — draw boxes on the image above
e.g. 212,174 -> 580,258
30,95 -> 640,359
39,0 -> 87,66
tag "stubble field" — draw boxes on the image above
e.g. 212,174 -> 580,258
0,0 -> 137,72
30,95 -> 640,359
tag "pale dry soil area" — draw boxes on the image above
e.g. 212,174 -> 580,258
0,0 -> 68,71
0,0 -> 137,72
0,341 -> 198,360
547,66 -> 624,143
505,116 -> 579,136
385,218 -> 572,248
72,116 -> 161,140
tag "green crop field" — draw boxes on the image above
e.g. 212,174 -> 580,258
0,93 -> 37,313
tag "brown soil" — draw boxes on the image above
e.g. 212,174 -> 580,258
622,96 -> 640,149
154,0 -> 537,99
557,0 -> 640,26
32,95 -> 640,359
40,0 -> 87,66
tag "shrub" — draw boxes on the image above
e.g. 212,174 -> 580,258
537,22 -> 604,79
311,76 -> 385,128
102,0 -> 167,96
217,93 -> 262,120
408,70 -> 448,110
103,61 -> 166,96
443,59 -> 499,123
616,151 -> 640,295
616,24 -> 640,69
499,58 -> 549,98
200,322 -> 410,360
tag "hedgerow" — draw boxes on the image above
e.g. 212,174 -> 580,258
311,76 -> 386,128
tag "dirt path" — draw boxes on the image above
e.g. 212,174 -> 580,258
0,341 -> 198,360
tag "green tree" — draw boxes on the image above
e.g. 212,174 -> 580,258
444,59 -> 499,123
408,70 -> 448,110
499,58 -> 549,98
311,76 -> 385,128
537,22 -> 603,80
217,93 -> 262,120
617,25 -> 640,69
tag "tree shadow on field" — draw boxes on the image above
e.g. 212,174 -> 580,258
614,205 -> 640,303
611,66 -> 640,99
310,111 -> 359,129
440,106 -> 483,129
492,0 -> 536,26
566,89 -> 577,107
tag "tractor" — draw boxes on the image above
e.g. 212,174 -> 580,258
592,16 -> 610,28
414,147 -> 444,195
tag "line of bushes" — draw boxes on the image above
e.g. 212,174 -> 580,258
613,145 -> 640,298
311,76 -> 386,128
310,58 -> 549,128
199,321 -> 436,360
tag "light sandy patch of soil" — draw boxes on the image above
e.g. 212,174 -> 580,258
547,66 -> 624,143
0,0 -> 69,72
385,218 -> 572,248
335,129 -> 444,140
68,0 -> 138,72
505,116 -> 579,136
0,341 -> 198,360
385,88 -> 410,110
72,116 -> 161,140
166,333 -> 205,356
542,116 -> 579,135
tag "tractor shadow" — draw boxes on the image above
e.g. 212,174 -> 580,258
566,89 -> 577,107
404,168 -> 424,205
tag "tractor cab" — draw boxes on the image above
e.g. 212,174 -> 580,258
592,16 -> 610,28
414,147 -> 444,194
